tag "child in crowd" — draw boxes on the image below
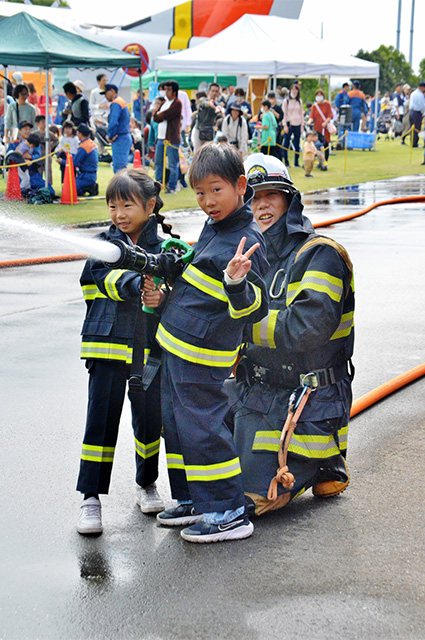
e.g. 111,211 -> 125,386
25,133 -> 45,189
55,121 -> 79,182
76,168 -> 177,535
152,142 -> 269,543
303,130 -> 325,177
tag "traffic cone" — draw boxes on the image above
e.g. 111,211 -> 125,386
61,152 -> 78,205
5,165 -> 23,201
133,149 -> 142,168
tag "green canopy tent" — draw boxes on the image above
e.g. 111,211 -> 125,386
0,11 -> 142,187
130,71 -> 238,92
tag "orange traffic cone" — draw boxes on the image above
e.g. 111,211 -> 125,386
133,149 -> 142,168
61,152 -> 78,205
5,165 -> 23,201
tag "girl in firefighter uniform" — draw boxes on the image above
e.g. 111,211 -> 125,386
76,168 -> 176,535
228,153 -> 354,516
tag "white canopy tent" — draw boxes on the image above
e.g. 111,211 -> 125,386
155,13 -> 380,130
154,14 -> 380,80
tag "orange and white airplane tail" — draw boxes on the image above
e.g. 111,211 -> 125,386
169,0 -> 304,49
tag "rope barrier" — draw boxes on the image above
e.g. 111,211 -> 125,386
0,145 -> 59,170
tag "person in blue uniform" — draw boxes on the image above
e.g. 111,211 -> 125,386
102,83 -> 132,173
153,142 -> 269,543
348,80 -> 368,132
76,168 -> 178,535
334,82 -> 351,139
227,153 -> 354,516
73,124 -> 99,196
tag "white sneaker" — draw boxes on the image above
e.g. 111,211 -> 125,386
77,497 -> 103,535
136,483 -> 165,514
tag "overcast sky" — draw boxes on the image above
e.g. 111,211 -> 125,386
68,0 -> 424,74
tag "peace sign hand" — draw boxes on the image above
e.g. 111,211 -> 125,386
225,236 -> 260,281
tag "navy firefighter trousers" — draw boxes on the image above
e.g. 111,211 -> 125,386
76,359 -> 162,495
161,351 -> 246,514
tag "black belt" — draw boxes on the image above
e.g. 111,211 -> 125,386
237,357 -> 353,390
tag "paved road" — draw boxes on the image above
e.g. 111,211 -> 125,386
1,177 -> 425,639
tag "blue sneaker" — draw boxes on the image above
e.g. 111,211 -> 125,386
180,514 -> 254,543
156,504 -> 203,527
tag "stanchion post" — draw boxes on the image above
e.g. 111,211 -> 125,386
344,131 -> 348,174
162,141 -> 167,191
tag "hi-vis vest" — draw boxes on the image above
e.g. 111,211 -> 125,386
156,200 -> 269,374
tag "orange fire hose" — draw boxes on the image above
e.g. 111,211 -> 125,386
350,362 -> 425,418
313,194 -> 425,229
0,254 -> 87,268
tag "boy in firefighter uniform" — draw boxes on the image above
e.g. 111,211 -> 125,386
76,169 -> 178,535
154,142 -> 269,543
228,153 -> 354,516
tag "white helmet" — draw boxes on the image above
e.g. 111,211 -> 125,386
244,153 -> 296,195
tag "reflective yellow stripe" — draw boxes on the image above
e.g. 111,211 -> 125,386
252,309 -> 279,348
288,433 -> 341,459
185,457 -> 241,482
144,348 -> 151,365
82,284 -> 107,301
331,312 -> 354,340
81,284 -> 97,301
182,264 -> 227,302
292,487 -> 306,501
338,424 -> 349,451
228,281 -> 261,319
169,0 -> 193,50
166,453 -> 185,470
286,270 -> 343,306
134,437 -> 160,460
80,341 -> 133,364
81,444 -> 115,463
252,430 -> 281,453
104,269 -> 128,301
156,323 -> 239,368
254,428 -> 346,459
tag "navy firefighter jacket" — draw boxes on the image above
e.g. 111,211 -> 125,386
245,190 -> 355,377
156,186 -> 269,377
80,217 -> 163,364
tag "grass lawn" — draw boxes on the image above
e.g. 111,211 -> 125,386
1,138 -> 424,226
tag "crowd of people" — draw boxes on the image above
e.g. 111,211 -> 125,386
1,72 -> 425,199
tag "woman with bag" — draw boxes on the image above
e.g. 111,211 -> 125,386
308,89 -> 335,162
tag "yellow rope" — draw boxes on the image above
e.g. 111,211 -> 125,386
0,145 -> 60,170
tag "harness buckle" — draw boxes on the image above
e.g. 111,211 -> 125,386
299,371 -> 319,389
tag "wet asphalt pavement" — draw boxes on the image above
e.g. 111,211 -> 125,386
1,176 -> 425,639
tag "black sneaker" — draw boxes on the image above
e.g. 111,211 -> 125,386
156,504 -> 203,527
180,514 -> 254,543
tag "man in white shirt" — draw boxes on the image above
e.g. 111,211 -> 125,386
89,74 -> 110,127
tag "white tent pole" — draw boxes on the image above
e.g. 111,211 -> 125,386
3,66 -> 8,179
328,75 -> 331,103
45,68 -> 50,187
374,77 -> 379,140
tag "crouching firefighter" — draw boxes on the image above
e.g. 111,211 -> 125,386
227,153 -> 354,516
